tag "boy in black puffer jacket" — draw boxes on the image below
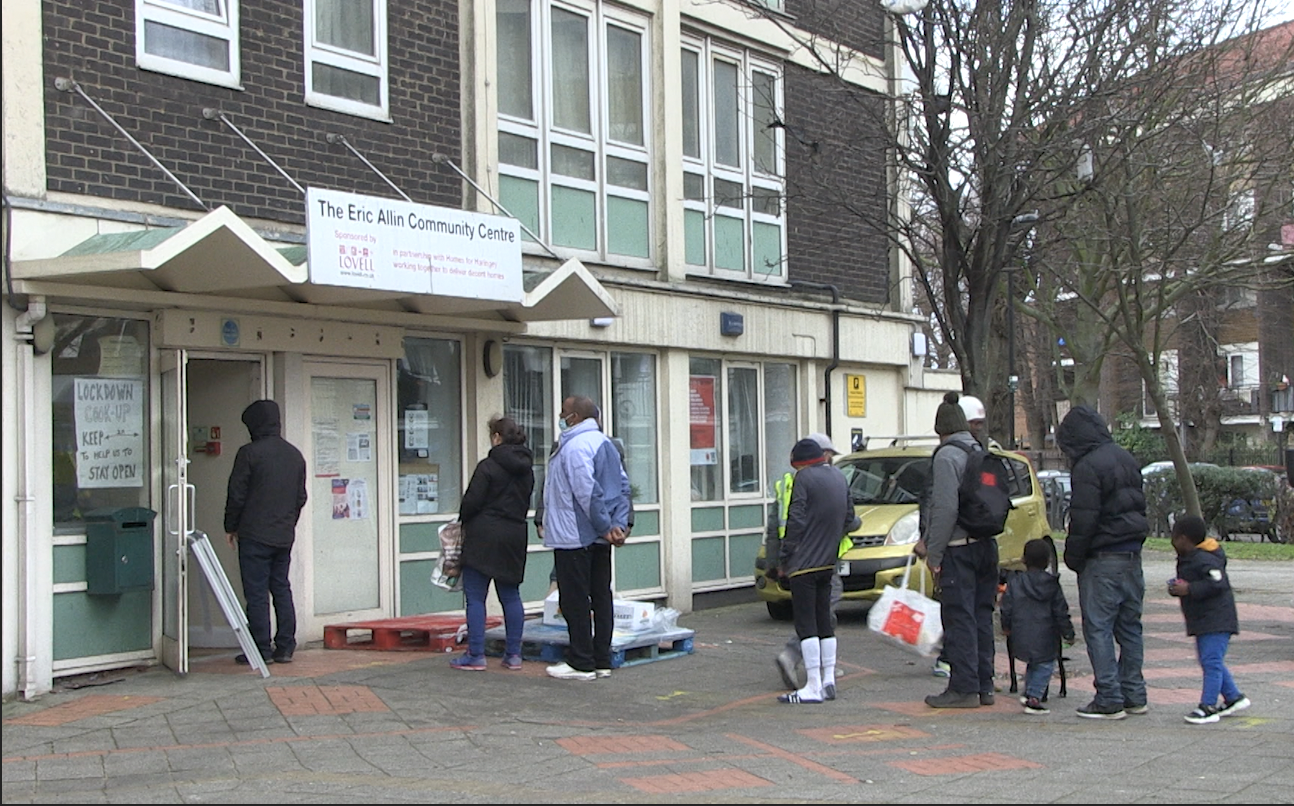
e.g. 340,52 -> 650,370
1168,515 -> 1250,725
1000,539 -> 1075,715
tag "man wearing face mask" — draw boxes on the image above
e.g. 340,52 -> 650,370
542,395 -> 633,681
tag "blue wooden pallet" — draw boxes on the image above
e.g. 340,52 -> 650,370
483,620 -> 694,669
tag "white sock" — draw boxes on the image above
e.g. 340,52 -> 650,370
798,637 -> 822,700
820,636 -> 838,689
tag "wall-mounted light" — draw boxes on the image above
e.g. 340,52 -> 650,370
590,317 -> 614,328
483,339 -> 503,378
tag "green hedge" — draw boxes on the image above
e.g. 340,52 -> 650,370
1143,465 -> 1283,540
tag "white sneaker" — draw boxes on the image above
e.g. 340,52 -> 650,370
546,662 -> 596,681
595,668 -> 612,678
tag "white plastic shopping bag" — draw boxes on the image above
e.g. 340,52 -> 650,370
430,520 -> 463,592
867,555 -> 942,656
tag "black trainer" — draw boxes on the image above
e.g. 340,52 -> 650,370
1076,700 -> 1126,719
235,653 -> 273,665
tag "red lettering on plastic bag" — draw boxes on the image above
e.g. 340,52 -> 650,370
882,600 -> 925,646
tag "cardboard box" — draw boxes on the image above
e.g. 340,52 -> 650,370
542,591 -> 656,633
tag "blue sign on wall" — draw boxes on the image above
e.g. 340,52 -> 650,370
220,318 -> 240,348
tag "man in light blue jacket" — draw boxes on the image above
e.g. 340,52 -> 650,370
543,395 -> 632,681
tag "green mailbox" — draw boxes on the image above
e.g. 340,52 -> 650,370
84,507 -> 157,595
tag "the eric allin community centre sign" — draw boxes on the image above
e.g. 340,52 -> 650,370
306,187 -> 523,302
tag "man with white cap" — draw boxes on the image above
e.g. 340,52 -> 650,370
959,395 -> 1002,450
769,432 -> 851,692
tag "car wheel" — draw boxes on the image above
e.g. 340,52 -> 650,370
766,600 -> 794,621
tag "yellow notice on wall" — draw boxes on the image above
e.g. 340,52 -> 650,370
846,374 -> 866,417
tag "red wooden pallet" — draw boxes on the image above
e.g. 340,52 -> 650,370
323,614 -> 502,652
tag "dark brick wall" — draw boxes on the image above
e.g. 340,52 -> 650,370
785,0 -> 887,62
42,0 -> 462,224
783,64 -> 890,306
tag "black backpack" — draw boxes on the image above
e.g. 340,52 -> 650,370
935,441 -> 1013,538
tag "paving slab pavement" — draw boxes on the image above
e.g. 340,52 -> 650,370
4,550 -> 1292,804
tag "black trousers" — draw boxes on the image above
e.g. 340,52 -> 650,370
237,538 -> 296,657
789,568 -> 835,641
939,539 -> 998,695
553,542 -> 614,672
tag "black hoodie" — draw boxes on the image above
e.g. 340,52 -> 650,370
459,442 -> 536,585
1055,406 -> 1148,573
223,400 -> 308,547
1000,568 -> 1076,663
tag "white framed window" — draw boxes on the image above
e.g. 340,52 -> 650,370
496,0 -> 653,267
1143,350 -> 1178,419
681,35 -> 786,283
136,0 -> 241,88
1222,343 -> 1259,390
305,0 -> 390,120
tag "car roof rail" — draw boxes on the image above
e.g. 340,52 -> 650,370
865,434 -> 943,448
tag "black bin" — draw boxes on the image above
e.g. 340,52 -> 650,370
84,507 -> 156,595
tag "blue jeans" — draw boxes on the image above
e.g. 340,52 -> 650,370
461,566 -> 524,659
1077,553 -> 1147,708
553,543 -> 614,672
1196,631 -> 1242,708
1024,660 -> 1055,700
237,538 -> 295,657
939,539 -> 999,696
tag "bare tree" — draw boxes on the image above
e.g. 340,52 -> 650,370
1022,12 -> 1294,515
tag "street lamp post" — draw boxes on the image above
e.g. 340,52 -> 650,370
1007,212 -> 1038,451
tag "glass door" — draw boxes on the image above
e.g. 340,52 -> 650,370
158,349 -> 190,673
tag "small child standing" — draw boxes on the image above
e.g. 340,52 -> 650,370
1000,539 -> 1075,715
1168,515 -> 1250,725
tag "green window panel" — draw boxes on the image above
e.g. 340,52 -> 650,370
729,504 -> 765,530
614,541 -> 661,590
399,559 -> 462,615
729,533 -> 762,577
753,221 -> 782,276
691,537 -> 727,582
54,544 -> 87,584
552,185 -> 597,250
607,196 -> 649,258
399,522 -> 441,555
53,591 -> 151,661
684,209 -> 706,266
523,552 -> 555,603
691,506 -> 725,532
630,509 -> 659,536
714,215 -> 745,272
500,175 -> 540,243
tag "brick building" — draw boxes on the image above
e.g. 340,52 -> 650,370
2,0 -> 939,698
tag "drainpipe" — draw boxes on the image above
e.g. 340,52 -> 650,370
13,296 -> 49,700
789,281 -> 841,435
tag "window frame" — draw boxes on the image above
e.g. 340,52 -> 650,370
304,0 -> 391,121
496,0 -> 654,268
136,0 -> 242,89
680,34 -> 787,283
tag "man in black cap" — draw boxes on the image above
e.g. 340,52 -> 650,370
225,399 -> 308,665
775,438 -> 859,704
915,392 -> 998,708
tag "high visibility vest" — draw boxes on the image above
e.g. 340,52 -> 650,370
775,469 -> 853,560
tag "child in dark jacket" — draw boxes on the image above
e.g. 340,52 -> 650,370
999,539 -> 1075,715
1168,515 -> 1250,725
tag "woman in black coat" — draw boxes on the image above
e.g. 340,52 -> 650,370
450,416 -> 535,671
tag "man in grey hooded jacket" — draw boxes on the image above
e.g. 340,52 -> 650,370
915,392 -> 998,709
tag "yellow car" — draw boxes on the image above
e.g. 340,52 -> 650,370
754,437 -> 1055,620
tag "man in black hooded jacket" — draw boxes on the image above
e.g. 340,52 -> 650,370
1056,405 -> 1149,720
225,400 -> 307,664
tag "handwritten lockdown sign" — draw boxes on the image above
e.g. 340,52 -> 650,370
74,377 -> 145,488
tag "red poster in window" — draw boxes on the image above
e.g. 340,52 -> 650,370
689,375 -> 717,466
